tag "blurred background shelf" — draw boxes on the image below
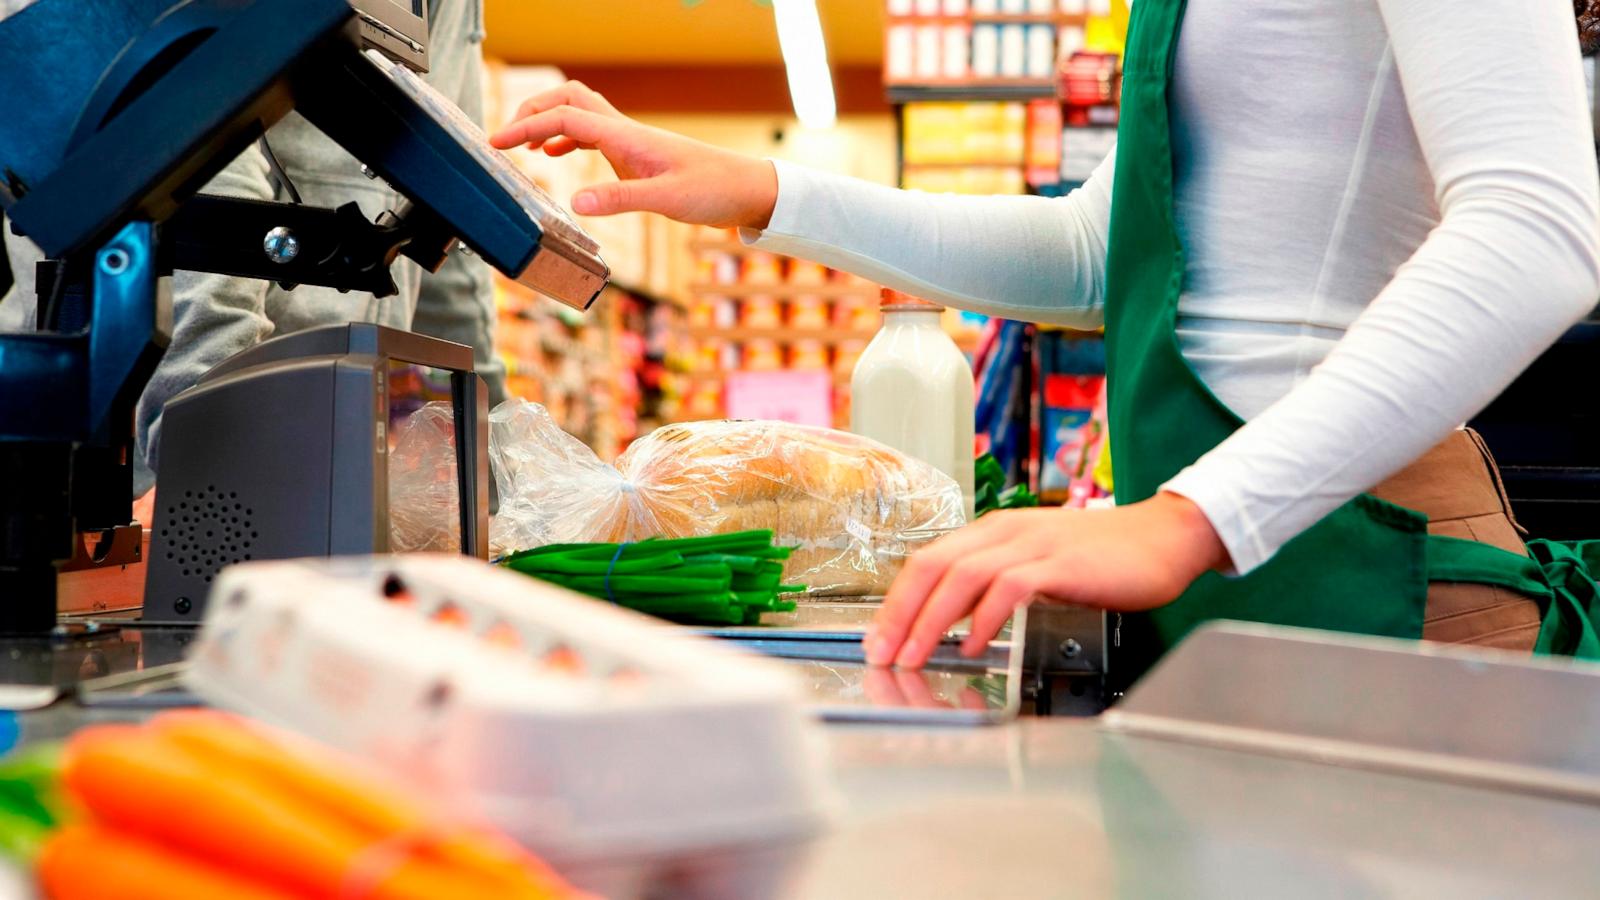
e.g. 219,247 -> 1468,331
686,283 -> 884,299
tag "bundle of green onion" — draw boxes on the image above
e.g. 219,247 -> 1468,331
975,453 -> 1040,517
500,530 -> 805,625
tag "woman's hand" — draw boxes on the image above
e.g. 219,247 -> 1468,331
867,492 -> 1229,669
488,81 -> 779,229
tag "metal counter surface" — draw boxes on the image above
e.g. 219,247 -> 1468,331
795,719 -> 1600,899
6,628 -> 1600,899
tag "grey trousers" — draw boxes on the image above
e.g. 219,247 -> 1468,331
0,0 -> 505,496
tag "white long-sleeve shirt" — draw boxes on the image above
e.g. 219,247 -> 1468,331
746,0 -> 1600,573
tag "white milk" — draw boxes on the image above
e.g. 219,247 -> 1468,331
850,297 -> 976,521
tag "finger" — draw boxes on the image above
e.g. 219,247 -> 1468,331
572,177 -> 670,216
488,106 -> 622,151
862,666 -> 908,707
514,80 -> 622,123
893,668 -> 947,709
960,562 -> 1052,657
895,544 -> 1035,669
542,136 -> 591,157
866,518 -> 1016,665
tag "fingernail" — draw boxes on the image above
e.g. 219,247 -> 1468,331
894,638 -> 923,668
572,192 -> 597,215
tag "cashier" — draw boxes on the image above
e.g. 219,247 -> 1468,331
491,2 -> 1600,670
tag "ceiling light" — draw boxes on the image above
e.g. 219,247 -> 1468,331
772,0 -> 836,129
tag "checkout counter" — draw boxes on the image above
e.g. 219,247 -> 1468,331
3,1 -> 1600,897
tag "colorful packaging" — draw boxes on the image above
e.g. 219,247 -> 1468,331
788,339 -> 830,371
1038,374 -> 1107,506
787,296 -> 830,330
741,296 -> 783,329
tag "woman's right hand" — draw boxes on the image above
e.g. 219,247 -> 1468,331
488,81 -> 779,230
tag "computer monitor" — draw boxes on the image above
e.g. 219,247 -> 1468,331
143,323 -> 489,624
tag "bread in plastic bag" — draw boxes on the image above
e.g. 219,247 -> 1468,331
489,400 -> 967,596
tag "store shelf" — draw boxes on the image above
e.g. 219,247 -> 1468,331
687,283 -> 882,300
901,160 -> 1026,169
679,369 -> 854,387
688,239 -> 758,255
887,13 -> 1089,25
886,81 -> 1059,103
685,326 -> 980,355
686,327 -> 876,344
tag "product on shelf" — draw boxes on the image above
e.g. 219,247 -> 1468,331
740,296 -> 783,329
833,298 -> 878,332
903,101 -> 1027,165
833,340 -> 869,377
741,252 -> 784,285
693,339 -> 726,374
1038,373 -> 1108,506
1025,98 -> 1064,187
787,296 -> 830,330
789,340 -> 830,371
742,339 -> 785,371
686,299 -> 717,329
1060,50 -> 1121,114
685,382 -> 724,420
787,260 -> 829,286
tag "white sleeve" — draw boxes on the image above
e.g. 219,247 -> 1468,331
1164,0 -> 1600,574
741,154 -> 1116,328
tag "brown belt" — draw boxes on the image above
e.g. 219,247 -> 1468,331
1368,428 -> 1541,651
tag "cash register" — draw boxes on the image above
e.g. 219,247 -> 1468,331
0,0 -> 608,631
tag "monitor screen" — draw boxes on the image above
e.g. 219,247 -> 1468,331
386,359 -> 461,553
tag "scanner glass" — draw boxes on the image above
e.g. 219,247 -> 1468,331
386,360 -> 461,554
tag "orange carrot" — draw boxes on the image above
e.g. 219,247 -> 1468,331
38,824 -> 296,900
144,711 -> 579,897
60,726 -> 543,900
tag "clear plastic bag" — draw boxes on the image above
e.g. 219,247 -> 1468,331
387,401 -> 462,554
489,400 -> 967,596
488,399 -> 642,551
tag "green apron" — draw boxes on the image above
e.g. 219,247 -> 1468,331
1102,0 -> 1600,680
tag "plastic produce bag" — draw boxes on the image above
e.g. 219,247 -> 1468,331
387,401 -> 462,554
489,400 -> 967,597
489,399 -> 644,549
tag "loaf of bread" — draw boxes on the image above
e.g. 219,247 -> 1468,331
616,421 -> 966,596
485,402 -> 966,594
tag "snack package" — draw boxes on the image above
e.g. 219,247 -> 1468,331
490,400 -> 966,596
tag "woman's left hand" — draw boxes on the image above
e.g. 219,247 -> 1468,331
866,492 -> 1229,668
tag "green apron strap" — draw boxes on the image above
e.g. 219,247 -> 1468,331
1425,535 -> 1548,594
1426,535 -> 1600,660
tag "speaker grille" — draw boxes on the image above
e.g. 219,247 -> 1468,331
160,485 -> 257,585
